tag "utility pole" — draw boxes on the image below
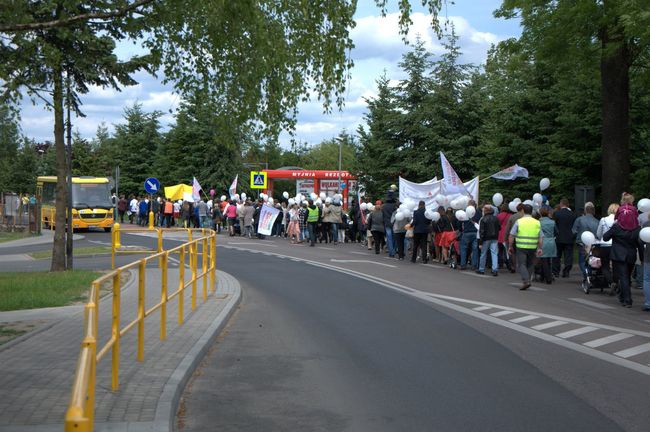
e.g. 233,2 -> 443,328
65,74 -> 73,270
337,136 -> 343,194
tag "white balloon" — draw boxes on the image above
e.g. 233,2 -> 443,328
435,194 -> 446,205
241,192 -> 247,199
368,204 -> 375,211
638,198 -> 650,213
302,200 -> 308,206
460,196 -> 470,208
396,212 -> 406,221
424,210 -> 434,220
234,193 -> 240,199
492,193 -> 504,207
581,231 -> 596,247
508,201 -> 518,213
268,197 -> 274,205
319,192 -> 326,200
283,191 -> 289,199
533,193 -> 543,203
513,197 -> 522,204
360,203 -> 368,211
451,199 -> 464,210
466,205 -> 476,219
408,200 -> 418,211
540,178 -> 550,191
310,193 -> 318,200
325,197 -> 332,204
288,198 -> 295,206
316,198 -> 322,206
431,211 -> 441,222
220,195 -> 227,201
640,227 -> 650,243
399,203 -> 407,211
455,210 -> 467,221
523,199 -> 534,206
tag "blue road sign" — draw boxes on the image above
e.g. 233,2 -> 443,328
144,177 -> 160,194
340,182 -> 347,189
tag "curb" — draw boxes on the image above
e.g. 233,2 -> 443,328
93,270 -> 242,432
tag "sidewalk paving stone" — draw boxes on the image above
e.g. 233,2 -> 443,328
0,265 -> 241,432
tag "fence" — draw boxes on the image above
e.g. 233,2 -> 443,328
64,226 -> 216,432
0,192 -> 40,233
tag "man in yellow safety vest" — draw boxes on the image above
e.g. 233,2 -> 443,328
508,204 -> 543,290
306,199 -> 320,247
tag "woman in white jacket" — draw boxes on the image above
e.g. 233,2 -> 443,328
597,203 -> 619,287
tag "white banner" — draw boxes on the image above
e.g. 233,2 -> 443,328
399,176 -> 479,210
440,152 -> 469,195
257,204 -> 280,236
228,174 -> 238,198
192,176 -> 202,201
490,164 -> 529,180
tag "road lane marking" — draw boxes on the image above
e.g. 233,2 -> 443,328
218,244 -> 650,376
532,321 -> 568,331
490,310 -> 516,317
473,306 -> 492,311
349,251 -> 367,255
227,242 -> 277,247
555,326 -> 598,339
614,342 -> 650,359
330,259 -> 396,268
584,333 -> 634,348
509,315 -> 540,324
568,298 -> 616,310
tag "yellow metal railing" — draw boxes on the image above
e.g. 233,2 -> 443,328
64,226 -> 217,432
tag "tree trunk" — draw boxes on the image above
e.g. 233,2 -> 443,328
600,25 -> 630,210
50,64 -> 67,271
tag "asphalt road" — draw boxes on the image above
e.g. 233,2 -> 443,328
177,248 -> 626,432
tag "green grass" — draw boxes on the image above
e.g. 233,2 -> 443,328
0,231 -> 36,244
0,270 -> 101,311
29,246 -> 111,260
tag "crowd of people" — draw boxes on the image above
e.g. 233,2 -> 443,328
114,189 -> 650,312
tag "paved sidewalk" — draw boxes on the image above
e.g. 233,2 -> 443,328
0,267 -> 241,432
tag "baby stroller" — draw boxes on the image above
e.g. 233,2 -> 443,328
582,245 -> 609,294
448,233 -> 461,270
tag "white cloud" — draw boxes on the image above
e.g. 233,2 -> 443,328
18,8 -> 517,150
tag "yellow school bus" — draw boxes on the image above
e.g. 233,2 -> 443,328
36,176 -> 114,231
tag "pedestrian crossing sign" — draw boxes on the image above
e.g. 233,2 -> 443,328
250,171 -> 267,189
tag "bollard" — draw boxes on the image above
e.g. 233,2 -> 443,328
148,211 -> 154,230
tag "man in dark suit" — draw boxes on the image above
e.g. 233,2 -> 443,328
553,198 -> 577,277
410,201 -> 431,263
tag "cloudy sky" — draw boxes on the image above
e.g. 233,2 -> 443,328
18,0 -> 520,147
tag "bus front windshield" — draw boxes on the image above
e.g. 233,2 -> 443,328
72,183 -> 112,209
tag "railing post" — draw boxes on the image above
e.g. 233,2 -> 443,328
111,269 -> 121,391
178,247 -> 185,325
137,261 -> 145,362
161,252 -> 168,340
111,223 -> 120,270
191,242 -> 197,311
86,283 -> 99,427
157,228 -> 163,269
148,211 -> 154,230
202,237 -> 208,302
210,233 -> 216,293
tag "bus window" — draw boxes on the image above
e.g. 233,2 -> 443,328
72,183 -> 112,209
